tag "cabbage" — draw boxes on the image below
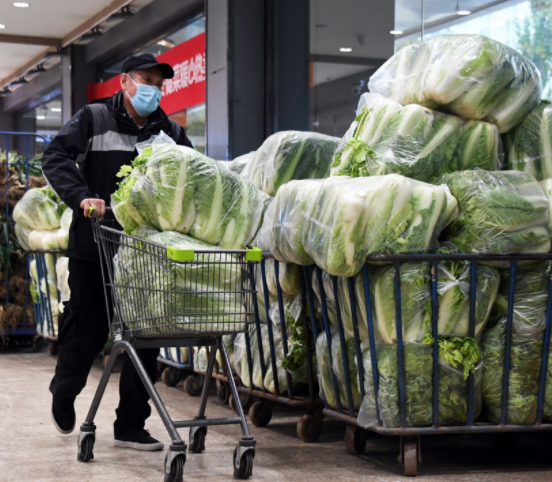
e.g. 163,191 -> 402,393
14,186 -> 66,231
112,139 -> 271,249
439,170 -> 551,262
506,101 -> 552,180
258,175 -> 453,277
56,256 -> 70,313
241,131 -> 339,195
331,94 -> 501,182
225,151 -> 255,175
369,34 -> 541,133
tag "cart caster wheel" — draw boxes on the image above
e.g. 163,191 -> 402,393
492,433 -> 519,451
400,437 -> 421,477
217,380 -> 230,404
229,393 -> 252,414
233,447 -> 254,479
189,426 -> 207,454
297,409 -> 324,443
344,424 -> 368,454
249,400 -> 273,427
163,367 -> 182,387
32,337 -> 44,352
183,374 -> 202,396
164,452 -> 185,482
47,340 -> 59,357
77,433 -> 95,462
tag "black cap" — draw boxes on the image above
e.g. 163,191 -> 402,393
121,53 -> 174,79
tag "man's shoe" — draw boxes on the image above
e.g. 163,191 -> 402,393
51,396 -> 76,434
114,428 -> 164,451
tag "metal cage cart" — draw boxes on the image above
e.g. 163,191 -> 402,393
157,346 -> 195,390
77,218 -> 260,481
193,254 -> 324,442
27,249 -> 65,355
306,254 -> 552,477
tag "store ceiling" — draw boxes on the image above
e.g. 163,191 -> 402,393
0,0 -> 155,89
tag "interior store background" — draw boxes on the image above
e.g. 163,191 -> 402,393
0,0 -> 549,159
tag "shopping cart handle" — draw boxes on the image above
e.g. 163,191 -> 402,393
89,206 -> 113,217
245,247 -> 262,262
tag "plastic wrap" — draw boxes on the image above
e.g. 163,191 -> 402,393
56,256 -> 70,313
112,132 -> 271,249
439,170 -> 551,263
30,255 -> 59,336
492,263 -> 551,338
60,208 -> 72,233
234,330 -> 257,388
368,34 -> 542,133
241,131 -> 339,196
168,347 -> 190,364
226,151 -> 255,175
331,93 -> 502,182
482,319 -> 543,424
541,179 -> 552,236
215,334 -> 235,368
27,229 -> 68,250
113,226 -> 246,333
13,186 -> 66,231
258,175 -> 452,277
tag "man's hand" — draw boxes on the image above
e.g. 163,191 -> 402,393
80,198 -> 105,218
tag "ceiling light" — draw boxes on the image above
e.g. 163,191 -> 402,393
51,107 -> 61,112
157,39 -> 175,48
456,1 -> 471,15
0,87 -> 12,96
13,2 -> 30,7
107,5 -> 134,21
0,24 -> 5,29
10,77 -> 28,86
339,47 -> 352,53
36,115 -> 46,120
390,30 -> 403,35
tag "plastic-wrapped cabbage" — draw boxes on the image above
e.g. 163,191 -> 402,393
332,94 -> 501,182
492,263 -> 550,338
226,151 -> 255,175
315,330 -> 362,410
113,226 -> 246,333
439,170 -> 551,261
369,35 -> 541,133
357,337 -> 482,428
14,223 -> 31,250
29,254 -> 60,336
234,330 -> 257,388
112,133 -> 271,249
482,319 -> 543,424
506,102 -> 552,180
541,179 -> 552,236
13,186 -> 66,231
241,131 -> 339,195
215,334 -> 235,368
258,175 -> 452,277
543,344 -> 552,422
60,208 -> 72,233
56,256 -> 70,313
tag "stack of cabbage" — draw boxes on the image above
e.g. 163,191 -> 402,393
111,135 -> 271,249
257,175 -> 456,277
331,93 -> 503,182
113,226 -> 246,334
369,34 -> 541,133
14,186 -> 72,337
241,131 -> 340,195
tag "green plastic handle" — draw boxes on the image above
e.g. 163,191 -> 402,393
245,247 -> 262,262
167,247 -> 195,262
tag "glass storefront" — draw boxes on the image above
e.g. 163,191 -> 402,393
310,0 -> 552,135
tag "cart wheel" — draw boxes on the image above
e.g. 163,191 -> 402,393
163,367 -> 182,388
217,381 -> 230,404
47,340 -> 59,357
183,374 -> 202,396
297,410 -> 324,443
492,433 -> 519,451
77,433 -> 95,462
189,426 -> 207,454
164,452 -> 185,482
249,400 -> 273,428
32,337 -> 44,352
344,424 -> 368,455
229,393 -> 252,414
233,447 -> 254,479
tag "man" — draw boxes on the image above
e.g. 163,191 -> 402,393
42,53 -> 192,451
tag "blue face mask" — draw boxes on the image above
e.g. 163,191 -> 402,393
125,75 -> 162,116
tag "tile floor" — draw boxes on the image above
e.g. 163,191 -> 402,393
1,350 -> 552,482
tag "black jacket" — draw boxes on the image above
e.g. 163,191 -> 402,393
42,91 -> 192,262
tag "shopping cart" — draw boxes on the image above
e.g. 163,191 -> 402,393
77,214 -> 260,481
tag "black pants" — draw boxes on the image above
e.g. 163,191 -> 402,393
49,258 -> 159,437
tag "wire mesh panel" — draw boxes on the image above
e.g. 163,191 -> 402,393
92,222 -> 257,339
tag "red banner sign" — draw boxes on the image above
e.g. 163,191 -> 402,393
87,33 -> 205,116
